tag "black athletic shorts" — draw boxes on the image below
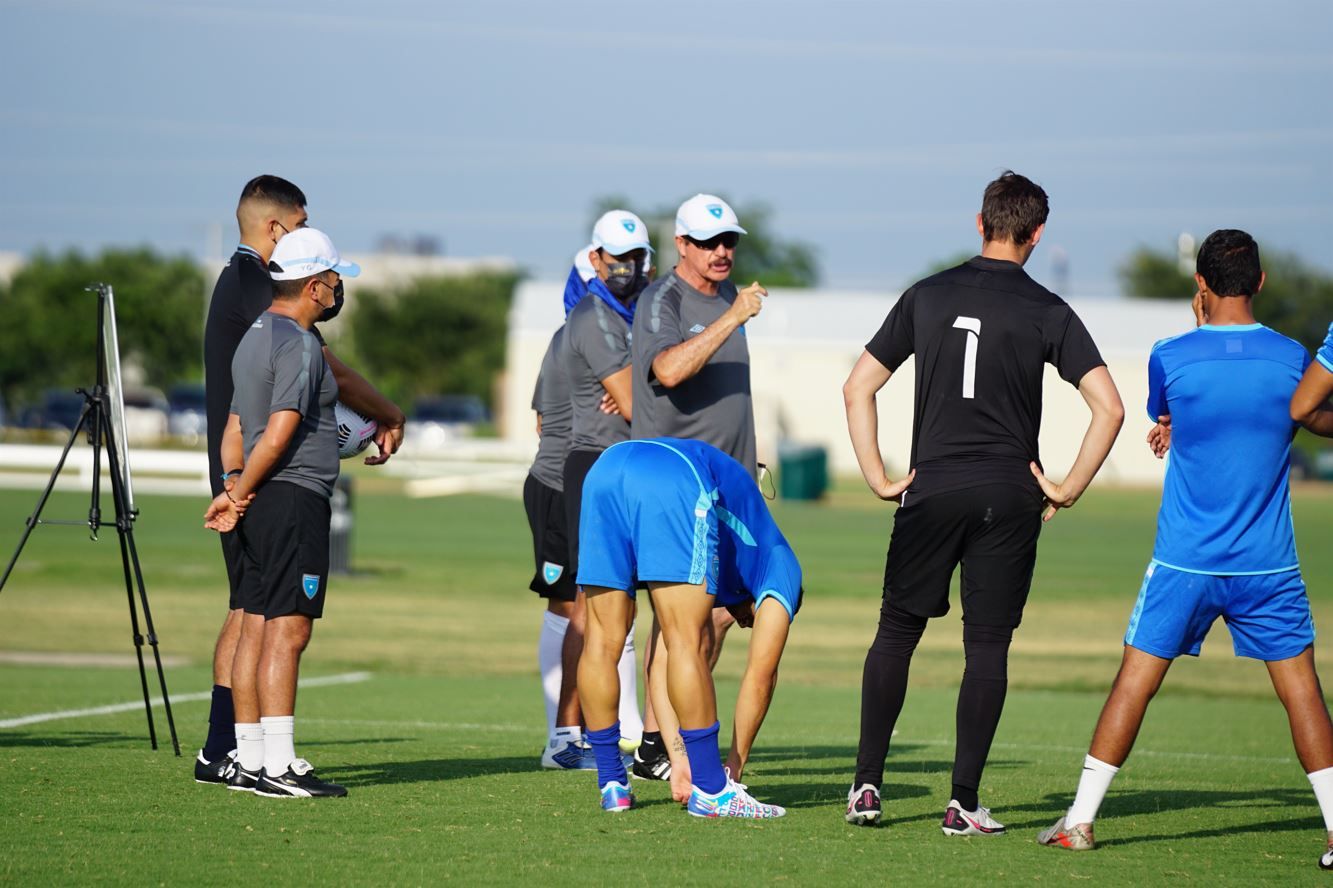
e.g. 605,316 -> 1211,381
523,473 -> 576,601
220,528 -> 245,610
562,448 -> 602,574
883,482 -> 1043,628
236,480 -> 331,620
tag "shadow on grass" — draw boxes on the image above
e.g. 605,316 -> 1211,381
1000,788 -> 1319,839
762,781 -> 931,810
0,730 -> 140,749
336,756 -> 536,786
746,744 -> 1027,778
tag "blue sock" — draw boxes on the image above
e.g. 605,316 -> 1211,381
202,685 -> 235,761
586,723 -> 627,787
680,722 -> 726,794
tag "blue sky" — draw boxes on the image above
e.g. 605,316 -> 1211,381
2,0 -> 1329,294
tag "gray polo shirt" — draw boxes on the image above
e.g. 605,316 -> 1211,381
630,270 -> 756,476
529,326 -> 572,491
563,292 -> 632,453
230,311 -> 339,498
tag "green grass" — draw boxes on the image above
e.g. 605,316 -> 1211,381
2,483 -> 1332,885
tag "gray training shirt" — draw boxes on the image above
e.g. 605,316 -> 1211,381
529,325 -> 572,491
563,292 -> 632,453
630,270 -> 757,476
230,311 -> 340,498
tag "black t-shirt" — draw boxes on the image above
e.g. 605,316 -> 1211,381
865,256 -> 1104,500
203,246 -> 324,495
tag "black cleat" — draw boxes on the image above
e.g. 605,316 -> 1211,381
631,746 -> 672,781
227,764 -> 261,792
254,759 -> 348,798
194,749 -> 236,785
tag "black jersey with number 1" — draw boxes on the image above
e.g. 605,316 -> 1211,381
865,256 -> 1105,501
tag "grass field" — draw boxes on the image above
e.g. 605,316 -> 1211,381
2,479 -> 1333,885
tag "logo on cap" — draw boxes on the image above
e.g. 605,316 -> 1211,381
707,204 -> 723,219
621,220 -> 637,233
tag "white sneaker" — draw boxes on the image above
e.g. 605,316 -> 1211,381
845,783 -> 881,826
687,777 -> 785,819
541,735 -> 596,770
941,799 -> 1006,836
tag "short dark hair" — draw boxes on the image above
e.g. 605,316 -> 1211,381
1196,229 -> 1262,298
238,175 -> 306,212
980,171 -> 1049,245
270,273 -> 312,301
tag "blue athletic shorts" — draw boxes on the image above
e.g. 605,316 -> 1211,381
575,442 -> 719,597
1123,561 -> 1315,661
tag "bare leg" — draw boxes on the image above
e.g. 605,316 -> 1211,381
555,587 -> 586,728
230,612 -> 267,724
576,586 -> 634,732
1087,646 -> 1173,767
1266,646 -> 1333,772
212,608 -> 243,687
257,614 -> 313,717
646,618 -> 693,802
706,607 -> 735,669
650,582 -> 717,729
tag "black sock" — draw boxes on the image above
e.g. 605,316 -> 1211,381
201,685 -> 235,761
639,731 -> 664,758
854,601 -> 927,788
952,624 -> 1012,811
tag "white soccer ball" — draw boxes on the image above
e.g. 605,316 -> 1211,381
334,402 -> 378,459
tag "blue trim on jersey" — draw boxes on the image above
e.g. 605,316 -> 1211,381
1151,558 -> 1300,577
715,505 -> 756,546
1318,352 -> 1333,373
1198,323 -> 1264,332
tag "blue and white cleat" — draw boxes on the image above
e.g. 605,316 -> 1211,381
600,780 -> 635,813
541,736 -> 597,770
687,778 -> 786,819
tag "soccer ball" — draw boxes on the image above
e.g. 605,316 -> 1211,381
334,402 -> 378,459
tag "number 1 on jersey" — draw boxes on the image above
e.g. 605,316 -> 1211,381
952,316 -> 981,399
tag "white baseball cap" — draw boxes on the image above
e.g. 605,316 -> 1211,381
572,244 -> 596,283
269,227 -> 361,281
590,210 -> 653,257
674,194 -> 747,240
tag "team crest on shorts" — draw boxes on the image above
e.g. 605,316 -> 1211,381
543,562 -> 564,585
302,574 -> 320,599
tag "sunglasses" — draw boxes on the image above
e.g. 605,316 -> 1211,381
686,232 -> 740,251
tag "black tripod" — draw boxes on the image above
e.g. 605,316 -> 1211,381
0,283 -> 180,755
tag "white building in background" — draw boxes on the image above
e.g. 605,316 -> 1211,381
502,281 -> 1198,487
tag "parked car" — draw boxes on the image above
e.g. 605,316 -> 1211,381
121,387 -> 170,445
21,389 -> 86,434
167,383 -> 207,446
405,395 -> 489,450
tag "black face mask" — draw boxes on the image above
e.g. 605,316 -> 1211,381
319,280 -> 345,323
604,259 -> 645,300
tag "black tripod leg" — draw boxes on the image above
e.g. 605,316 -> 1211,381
114,526 -> 158,750
0,402 -> 95,593
123,527 -> 180,756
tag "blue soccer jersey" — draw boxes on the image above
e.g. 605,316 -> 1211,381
1317,321 -> 1333,374
1147,323 -> 1309,574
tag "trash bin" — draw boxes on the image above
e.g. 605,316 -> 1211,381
778,443 -> 828,501
330,474 -> 353,574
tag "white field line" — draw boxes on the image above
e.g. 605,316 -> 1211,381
302,716 -> 530,733
0,671 -> 371,729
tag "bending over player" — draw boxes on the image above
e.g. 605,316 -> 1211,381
1038,230 -> 1333,870
575,437 -> 801,816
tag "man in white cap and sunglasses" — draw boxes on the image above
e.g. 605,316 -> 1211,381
204,226 -> 358,798
628,193 -> 766,785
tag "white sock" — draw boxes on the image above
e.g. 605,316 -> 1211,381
1309,766 -> 1333,831
235,722 -> 264,772
1066,754 -> 1120,826
617,618 -> 643,744
552,724 -> 581,746
261,715 -> 296,777
539,611 -> 569,738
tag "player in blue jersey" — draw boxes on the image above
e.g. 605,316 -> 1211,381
1038,231 -> 1333,870
574,437 -> 801,816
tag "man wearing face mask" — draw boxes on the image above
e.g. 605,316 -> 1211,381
193,176 -> 406,787
545,211 -> 651,767
203,227 -> 355,797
